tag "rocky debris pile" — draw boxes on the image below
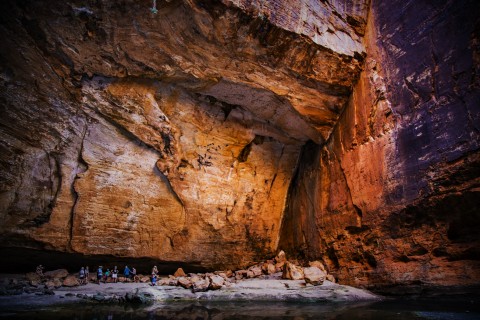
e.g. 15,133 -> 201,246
0,251 -> 336,296
0,269 -> 73,296
159,250 -> 336,292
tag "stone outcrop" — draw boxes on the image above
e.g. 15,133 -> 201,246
62,275 -> 80,287
157,251 -> 336,291
303,267 -> 326,286
0,0 -> 365,270
44,269 -> 69,279
0,0 -> 479,292
282,262 -> 304,281
173,268 -> 186,278
279,0 -> 480,291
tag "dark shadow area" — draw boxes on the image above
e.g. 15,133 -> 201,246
0,247 -> 207,275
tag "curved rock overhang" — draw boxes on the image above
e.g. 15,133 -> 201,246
0,0 -> 368,271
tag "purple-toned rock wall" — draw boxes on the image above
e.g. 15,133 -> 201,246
280,0 -> 480,291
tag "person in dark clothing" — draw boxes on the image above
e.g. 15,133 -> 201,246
123,265 -> 131,282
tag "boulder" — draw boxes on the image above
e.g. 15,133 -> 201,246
235,270 -> 248,280
248,265 -> 263,278
274,251 -> 287,271
208,275 -> 224,290
93,293 -> 106,301
177,277 -> 192,289
44,280 -> 56,290
156,278 -> 169,286
25,273 -> 42,287
208,275 -> 225,290
275,250 -> 287,263
140,276 -> 150,283
173,268 -> 187,277
125,292 -> 153,304
216,272 -> 228,279
62,275 -> 80,287
308,261 -> 326,273
167,278 -> 178,286
44,269 -> 69,279
262,262 -> 276,274
192,278 -> 209,292
282,262 -> 304,280
303,267 -> 326,286
326,274 -> 336,283
53,278 -> 63,288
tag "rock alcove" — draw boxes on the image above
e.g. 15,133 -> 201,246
0,0 -> 479,292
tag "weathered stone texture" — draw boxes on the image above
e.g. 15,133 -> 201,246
280,0 -> 480,290
1,0 -> 478,291
0,0 -> 366,271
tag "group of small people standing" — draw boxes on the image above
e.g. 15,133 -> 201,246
78,266 -> 90,285
78,265 -> 140,284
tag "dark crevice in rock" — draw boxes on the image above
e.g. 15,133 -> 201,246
154,165 -> 185,209
68,122 -> 89,251
237,135 -> 268,163
237,141 -> 253,163
195,94 -> 240,122
278,140 -> 321,257
363,251 -> 377,268
345,225 -> 370,235
327,246 -> 340,269
353,204 -> 363,218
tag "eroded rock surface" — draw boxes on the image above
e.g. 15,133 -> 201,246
1,0 -> 478,292
280,0 -> 480,291
0,0 -> 366,270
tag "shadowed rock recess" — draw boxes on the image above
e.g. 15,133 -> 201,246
0,0 -> 478,292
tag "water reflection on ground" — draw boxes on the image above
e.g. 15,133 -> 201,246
1,297 -> 479,319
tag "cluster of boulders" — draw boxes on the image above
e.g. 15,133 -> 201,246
0,251 -> 335,296
159,250 -> 336,292
14,269 -> 81,295
0,269 -> 77,296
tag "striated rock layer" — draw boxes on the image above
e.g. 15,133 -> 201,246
280,0 -> 480,291
1,0 -> 479,291
0,0 -> 366,271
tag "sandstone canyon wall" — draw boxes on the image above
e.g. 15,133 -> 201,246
0,0 -> 479,291
280,0 -> 480,291
0,0 -> 366,271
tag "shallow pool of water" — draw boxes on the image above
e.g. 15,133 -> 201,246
1,297 -> 479,319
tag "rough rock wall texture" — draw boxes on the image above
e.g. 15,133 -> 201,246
0,0 -> 367,270
280,0 -> 480,290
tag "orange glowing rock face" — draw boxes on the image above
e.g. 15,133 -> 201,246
0,0 -> 366,271
1,0 -> 479,291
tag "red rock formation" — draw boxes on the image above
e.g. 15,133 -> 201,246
279,0 -> 480,291
0,0 -> 478,292
0,0 -> 365,271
